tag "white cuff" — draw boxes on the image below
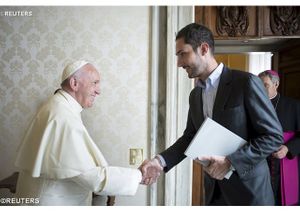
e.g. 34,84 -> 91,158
156,155 -> 166,168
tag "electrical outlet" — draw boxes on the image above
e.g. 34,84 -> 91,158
129,148 -> 143,165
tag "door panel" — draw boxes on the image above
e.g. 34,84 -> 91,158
192,162 -> 204,205
273,40 -> 300,100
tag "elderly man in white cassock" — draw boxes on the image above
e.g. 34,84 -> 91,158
14,60 -> 142,205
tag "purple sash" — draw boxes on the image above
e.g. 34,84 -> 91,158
281,131 -> 299,205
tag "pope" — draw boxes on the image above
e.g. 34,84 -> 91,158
14,60 -> 142,205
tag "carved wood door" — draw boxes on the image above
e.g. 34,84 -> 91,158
195,6 -> 300,39
273,40 -> 300,100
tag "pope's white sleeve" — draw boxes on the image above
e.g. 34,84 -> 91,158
71,166 -> 142,196
96,166 -> 142,196
71,167 -> 106,192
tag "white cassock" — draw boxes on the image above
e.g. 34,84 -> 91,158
14,90 -> 141,205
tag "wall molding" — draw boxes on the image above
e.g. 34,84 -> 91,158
165,6 -> 194,206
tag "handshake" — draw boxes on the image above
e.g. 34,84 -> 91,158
138,155 -> 232,184
138,157 -> 163,185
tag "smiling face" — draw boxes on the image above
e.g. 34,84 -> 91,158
74,64 -> 100,108
176,38 -> 209,79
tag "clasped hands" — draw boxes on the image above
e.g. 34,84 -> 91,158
272,145 -> 288,159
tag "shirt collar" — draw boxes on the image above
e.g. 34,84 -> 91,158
58,89 -> 83,113
198,63 -> 224,88
270,92 -> 278,100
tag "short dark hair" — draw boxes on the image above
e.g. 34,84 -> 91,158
176,23 -> 215,54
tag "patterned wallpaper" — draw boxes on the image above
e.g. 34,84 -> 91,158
0,6 -> 150,205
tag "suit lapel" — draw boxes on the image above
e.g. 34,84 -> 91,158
213,66 -> 232,119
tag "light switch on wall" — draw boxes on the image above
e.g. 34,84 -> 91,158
129,148 -> 143,165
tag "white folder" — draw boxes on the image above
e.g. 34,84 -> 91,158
184,117 -> 246,179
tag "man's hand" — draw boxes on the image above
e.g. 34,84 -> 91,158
272,145 -> 288,159
198,156 -> 231,180
139,158 -> 163,185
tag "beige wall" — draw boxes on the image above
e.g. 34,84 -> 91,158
0,6 -> 150,205
215,54 -> 249,72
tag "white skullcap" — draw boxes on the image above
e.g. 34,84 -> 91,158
61,60 -> 89,82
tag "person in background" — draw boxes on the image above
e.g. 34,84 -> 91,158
14,60 -> 142,205
140,23 -> 283,205
259,70 -> 300,205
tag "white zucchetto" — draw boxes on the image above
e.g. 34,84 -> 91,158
61,60 -> 89,82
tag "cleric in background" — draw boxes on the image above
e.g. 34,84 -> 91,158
259,70 -> 300,206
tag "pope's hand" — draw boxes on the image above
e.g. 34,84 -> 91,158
139,158 -> 163,185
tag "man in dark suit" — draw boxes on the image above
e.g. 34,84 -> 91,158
140,23 -> 283,205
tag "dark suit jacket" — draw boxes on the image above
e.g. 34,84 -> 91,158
160,66 -> 283,205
